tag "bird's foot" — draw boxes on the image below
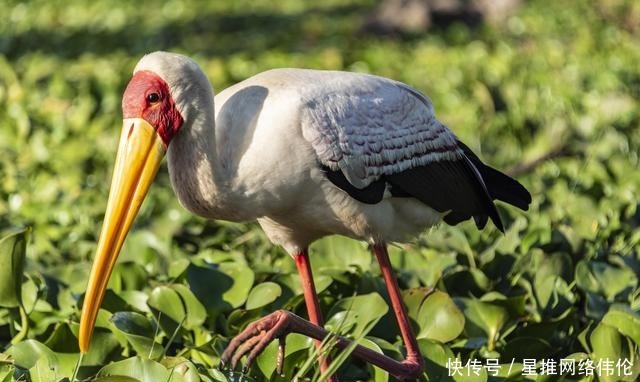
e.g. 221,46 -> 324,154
219,307 -> 422,381
220,310 -> 296,375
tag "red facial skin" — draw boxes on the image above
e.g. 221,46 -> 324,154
122,71 -> 183,146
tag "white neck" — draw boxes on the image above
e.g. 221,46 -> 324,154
131,52 -> 238,220
167,97 -> 233,219
134,52 -> 261,221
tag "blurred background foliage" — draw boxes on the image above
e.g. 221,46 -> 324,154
0,0 -> 639,381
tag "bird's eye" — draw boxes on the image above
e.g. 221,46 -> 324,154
147,93 -> 160,103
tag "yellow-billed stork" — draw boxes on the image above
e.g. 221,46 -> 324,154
79,51 -> 531,380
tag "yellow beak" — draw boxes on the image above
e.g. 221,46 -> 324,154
79,118 -> 165,352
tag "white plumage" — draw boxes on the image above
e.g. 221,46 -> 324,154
80,52 -> 530,379
135,54 -> 453,254
298,71 -> 462,188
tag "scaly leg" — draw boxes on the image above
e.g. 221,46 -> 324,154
221,243 -> 424,380
371,243 -> 424,375
294,249 -> 338,382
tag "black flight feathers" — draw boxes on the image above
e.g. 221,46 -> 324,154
322,141 -> 532,232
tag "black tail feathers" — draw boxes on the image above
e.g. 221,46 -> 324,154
458,141 -> 532,223
476,163 -> 532,211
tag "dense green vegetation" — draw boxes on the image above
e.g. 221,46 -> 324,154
1,0 -> 639,380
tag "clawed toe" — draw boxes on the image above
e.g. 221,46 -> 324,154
220,310 -> 294,374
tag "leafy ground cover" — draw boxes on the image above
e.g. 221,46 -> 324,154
1,0 -> 639,381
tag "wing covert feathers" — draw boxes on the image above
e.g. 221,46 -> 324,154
301,74 -> 531,231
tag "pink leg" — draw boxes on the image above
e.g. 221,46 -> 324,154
371,243 -> 424,375
294,249 -> 338,381
221,243 -> 424,380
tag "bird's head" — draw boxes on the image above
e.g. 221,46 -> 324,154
78,52 -> 211,352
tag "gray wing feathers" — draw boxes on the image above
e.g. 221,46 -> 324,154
301,78 -> 462,188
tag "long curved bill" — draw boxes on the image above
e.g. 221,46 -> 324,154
79,118 -> 165,352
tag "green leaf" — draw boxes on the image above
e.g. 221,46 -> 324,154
187,263 -> 254,317
402,287 -> 432,321
70,320 -> 123,367
359,338 -> 389,382
501,336 -> 552,361
456,298 -> 508,351
575,260 -> 637,301
0,228 -> 29,307
28,356 -> 57,382
418,339 -> 455,382
602,305 -> 640,346
172,284 -> 207,330
6,340 -> 55,370
444,269 -> 491,297
111,312 -> 162,359
108,262 -> 149,293
148,285 -> 185,336
310,235 -> 372,273
0,364 -> 14,382
20,274 -> 41,314
97,356 -> 187,382
256,333 -> 312,379
590,322 -> 629,382
417,290 -> 465,343
168,258 -> 191,280
119,290 -> 152,313
160,357 -> 201,382
326,293 -> 388,338
534,275 -> 575,318
5,340 -> 78,378
532,250 -> 573,283
406,248 -> 457,288
44,323 -> 80,353
245,282 -> 282,310
147,283 -> 207,335
276,273 -> 332,296
207,368 -> 231,382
